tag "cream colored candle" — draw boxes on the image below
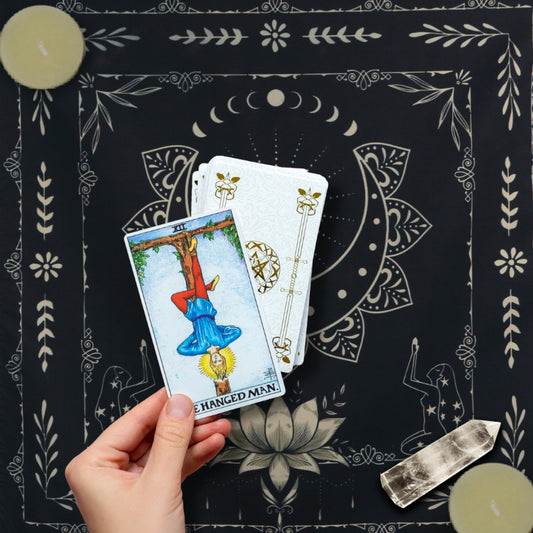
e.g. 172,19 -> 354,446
0,5 -> 85,89
449,463 -> 533,533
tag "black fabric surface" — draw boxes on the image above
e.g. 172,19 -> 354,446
0,1 -> 532,531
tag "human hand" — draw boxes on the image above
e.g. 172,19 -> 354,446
65,388 -> 231,533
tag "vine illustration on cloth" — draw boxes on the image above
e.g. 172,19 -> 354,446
500,156 -> 519,235
34,400 -> 76,510
410,23 -> 522,130
168,21 -> 381,51
36,298 -> 55,372
170,27 -> 246,46
80,76 -> 162,153
36,162 -> 54,238
502,291 -> 521,369
32,90 -> 53,136
389,71 -> 471,150
304,26 -> 381,45
500,395 -> 526,472
83,27 -> 140,51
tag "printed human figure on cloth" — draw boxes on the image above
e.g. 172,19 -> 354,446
124,209 -> 284,418
401,337 -> 465,454
95,339 -> 156,430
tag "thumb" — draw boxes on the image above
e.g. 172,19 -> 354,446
144,394 -> 195,491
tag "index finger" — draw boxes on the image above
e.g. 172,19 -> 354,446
91,388 -> 167,454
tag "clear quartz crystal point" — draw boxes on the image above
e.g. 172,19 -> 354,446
380,419 -> 501,508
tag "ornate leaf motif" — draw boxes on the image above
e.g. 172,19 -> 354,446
388,73 -> 471,150
32,90 -> 53,136
360,258 -> 413,313
34,400 -> 75,510
169,27 -> 246,46
81,76 -> 162,153
354,143 -> 410,198
500,156 -> 519,234
410,24 -> 521,130
500,395 -> 526,472
502,291 -> 520,369
36,298 -> 55,372
84,27 -> 140,51
386,198 -> 432,256
308,308 -> 364,363
304,26 -> 381,45
36,162 -> 54,237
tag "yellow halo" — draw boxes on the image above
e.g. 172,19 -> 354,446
198,346 -> 236,380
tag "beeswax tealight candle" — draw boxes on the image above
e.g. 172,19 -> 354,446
449,463 -> 533,533
0,5 -> 85,89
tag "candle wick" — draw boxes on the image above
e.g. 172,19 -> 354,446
490,500 -> 501,517
38,42 -> 48,57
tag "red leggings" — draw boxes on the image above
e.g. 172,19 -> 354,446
171,254 -> 208,313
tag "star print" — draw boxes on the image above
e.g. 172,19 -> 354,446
95,407 -> 106,417
109,416 -> 115,422
416,441 -> 425,449
440,399 -> 446,406
110,402 -> 116,409
440,413 -> 446,420
123,405 -> 131,413
453,416 -> 462,425
111,380 -> 119,389
453,401 -> 462,410
440,377 -> 449,386
426,405 -> 436,415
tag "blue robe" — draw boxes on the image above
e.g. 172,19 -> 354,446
177,297 -> 241,356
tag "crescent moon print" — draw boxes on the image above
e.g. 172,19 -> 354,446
309,95 -> 322,113
343,120 -> 358,136
192,121 -> 207,138
326,106 -> 340,122
174,90 -> 431,365
246,92 -> 261,110
227,96 -> 240,114
289,91 -> 303,109
209,106 -> 224,124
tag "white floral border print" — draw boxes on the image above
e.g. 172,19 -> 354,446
2,4 -> 532,533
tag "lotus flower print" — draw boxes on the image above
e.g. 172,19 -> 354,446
213,397 -> 349,491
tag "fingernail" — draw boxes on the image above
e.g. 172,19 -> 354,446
167,394 -> 192,419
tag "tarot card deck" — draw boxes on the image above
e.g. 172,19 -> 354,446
125,157 -> 327,417
191,156 -> 328,372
